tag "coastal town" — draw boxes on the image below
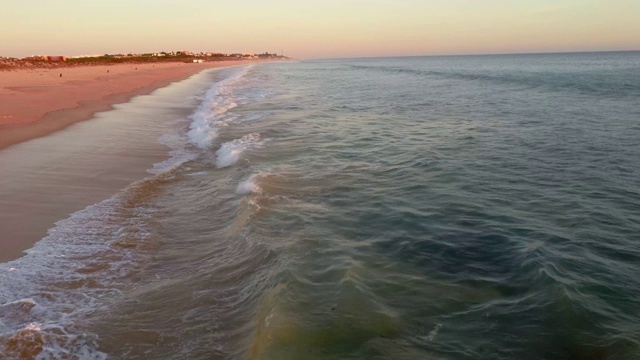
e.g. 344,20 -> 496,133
0,50 -> 288,70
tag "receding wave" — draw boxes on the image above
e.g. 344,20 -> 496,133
0,167 -> 179,358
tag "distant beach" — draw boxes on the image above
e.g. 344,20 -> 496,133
0,59 -> 258,150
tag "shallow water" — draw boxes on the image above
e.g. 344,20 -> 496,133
1,53 -> 640,359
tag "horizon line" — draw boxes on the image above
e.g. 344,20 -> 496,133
306,49 -> 640,61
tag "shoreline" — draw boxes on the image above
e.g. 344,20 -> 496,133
0,66 -> 228,262
0,60 -> 262,262
0,60 -> 260,150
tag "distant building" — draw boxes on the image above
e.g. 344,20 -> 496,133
24,55 -> 47,61
22,55 -> 67,61
66,54 -> 102,59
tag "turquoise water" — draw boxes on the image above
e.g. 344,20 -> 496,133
1,52 -> 640,359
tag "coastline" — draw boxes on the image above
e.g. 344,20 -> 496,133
0,60 -> 258,150
0,61 -> 255,262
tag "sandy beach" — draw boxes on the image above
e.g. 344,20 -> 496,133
0,60 -> 256,150
0,60 -> 257,262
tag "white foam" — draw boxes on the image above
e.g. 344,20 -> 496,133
426,323 -> 443,342
150,128 -> 201,175
187,66 -> 253,149
236,175 -> 262,195
215,133 -> 262,168
188,114 -> 215,149
149,147 -> 199,175
0,191 -> 152,358
216,144 -> 243,168
0,64 -> 264,358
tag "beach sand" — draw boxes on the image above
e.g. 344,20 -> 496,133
0,60 -> 256,262
0,60 -> 255,150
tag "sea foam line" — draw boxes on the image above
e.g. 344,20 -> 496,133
216,133 -> 263,168
187,66 -> 253,149
0,170 -> 171,358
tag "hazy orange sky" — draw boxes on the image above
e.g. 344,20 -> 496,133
1,0 -> 639,59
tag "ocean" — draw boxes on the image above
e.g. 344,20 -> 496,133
1,52 -> 639,359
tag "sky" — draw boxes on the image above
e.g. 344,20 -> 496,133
1,0 -> 639,59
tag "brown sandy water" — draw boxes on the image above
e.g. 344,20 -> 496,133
0,68 -> 224,357
0,64 -> 274,359
0,65 -> 281,359
0,70 -> 218,262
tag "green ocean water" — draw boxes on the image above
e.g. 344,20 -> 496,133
1,52 -> 640,359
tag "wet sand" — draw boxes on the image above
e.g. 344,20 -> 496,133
0,60 -> 256,150
0,64 -> 243,261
